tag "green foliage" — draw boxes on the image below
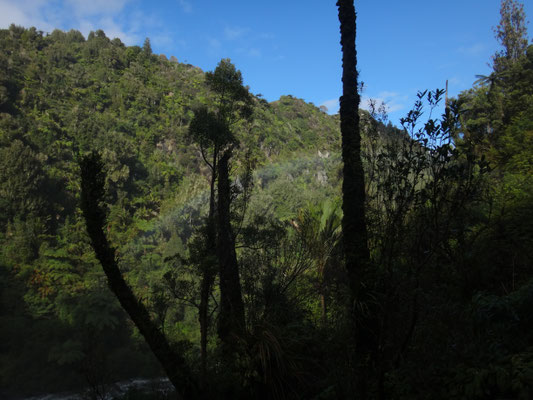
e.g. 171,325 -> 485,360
1,15 -> 532,398
0,26 -> 343,397
188,107 -> 233,152
492,0 -> 529,70
0,140 -> 47,223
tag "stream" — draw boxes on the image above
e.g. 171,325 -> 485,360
19,378 -> 173,400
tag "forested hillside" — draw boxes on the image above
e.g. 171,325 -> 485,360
0,25 -> 349,396
1,0 -> 533,397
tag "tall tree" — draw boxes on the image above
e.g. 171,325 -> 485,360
337,0 -> 373,397
460,1 -> 531,160
216,149 -> 245,346
188,107 -> 232,377
188,59 -> 252,359
337,0 -> 370,314
205,60 -> 252,349
493,0 -> 529,72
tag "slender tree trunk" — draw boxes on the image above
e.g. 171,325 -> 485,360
337,0 -> 372,397
337,0 -> 370,301
320,292 -> 327,325
216,149 -> 245,348
198,154 -> 218,380
198,224 -> 215,381
80,154 -> 200,400
319,262 -> 327,325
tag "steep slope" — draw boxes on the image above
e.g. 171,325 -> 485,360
0,25 -> 348,396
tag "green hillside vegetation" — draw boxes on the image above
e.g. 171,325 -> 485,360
0,0 -> 532,397
0,25 -> 349,397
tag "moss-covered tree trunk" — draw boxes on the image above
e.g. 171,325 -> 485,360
337,0 -> 372,397
337,0 -> 370,308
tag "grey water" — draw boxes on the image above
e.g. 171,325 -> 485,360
20,378 -> 173,400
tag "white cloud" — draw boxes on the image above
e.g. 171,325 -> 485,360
97,16 -> 139,44
67,15 -> 139,45
66,0 -> 129,17
77,19 -> 96,36
0,0 -> 147,46
0,0 -> 54,31
361,91 -> 407,114
0,1 -> 31,27
66,0 -> 137,44
385,102 -> 405,113
360,96 -> 378,112
320,98 -> 339,114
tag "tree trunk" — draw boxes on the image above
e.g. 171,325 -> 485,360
337,0 -> 372,397
320,292 -> 327,325
216,149 -> 245,348
198,222 -> 215,381
319,261 -> 327,325
198,152 -> 218,380
337,0 -> 370,303
80,154 -> 200,400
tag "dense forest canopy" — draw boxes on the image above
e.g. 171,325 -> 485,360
1,0 -> 532,398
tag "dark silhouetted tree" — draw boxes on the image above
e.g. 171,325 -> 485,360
187,58 -> 252,369
337,0 -> 370,299
204,59 -> 252,350
337,0 -> 373,397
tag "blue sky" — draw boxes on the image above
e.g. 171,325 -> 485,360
1,0 -> 531,126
